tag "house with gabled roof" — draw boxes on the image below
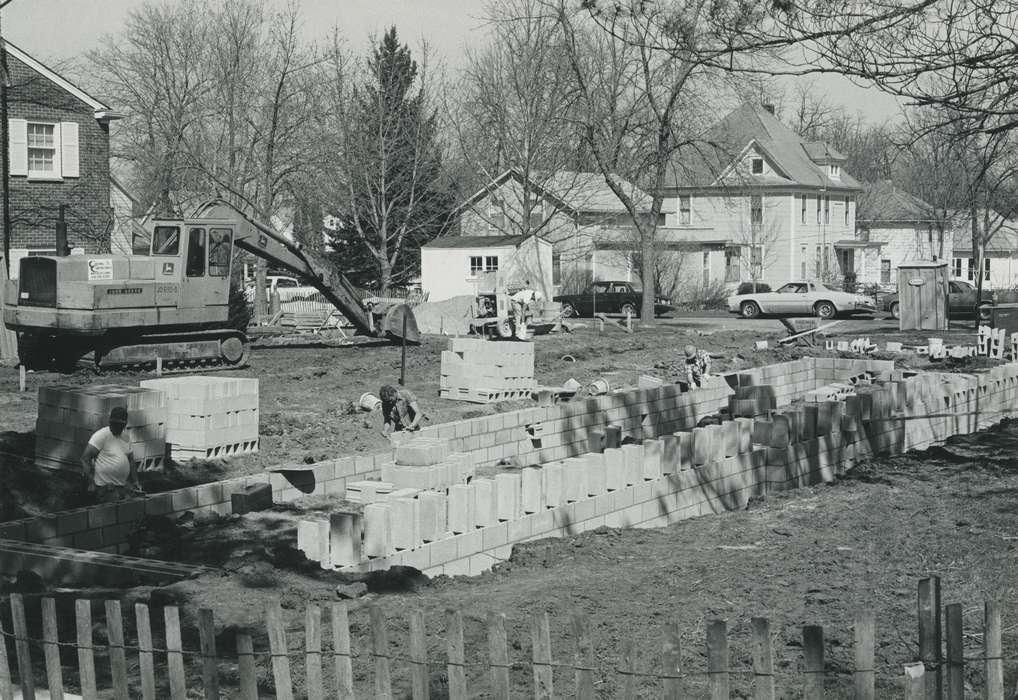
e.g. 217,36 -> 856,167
950,211 -> 1018,289
661,103 -> 862,288
2,40 -> 121,277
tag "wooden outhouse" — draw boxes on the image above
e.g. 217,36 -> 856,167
897,261 -> 949,331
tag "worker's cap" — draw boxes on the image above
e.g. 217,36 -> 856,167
379,385 -> 398,402
684,345 -> 697,359
109,406 -> 128,423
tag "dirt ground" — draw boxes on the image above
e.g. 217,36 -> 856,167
0,314 -> 995,521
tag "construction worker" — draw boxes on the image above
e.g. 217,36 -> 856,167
510,280 -> 543,324
683,344 -> 712,389
80,406 -> 143,503
380,384 -> 422,436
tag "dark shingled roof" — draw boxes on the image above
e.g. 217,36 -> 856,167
857,181 -> 935,221
666,104 -> 861,191
422,235 -> 531,249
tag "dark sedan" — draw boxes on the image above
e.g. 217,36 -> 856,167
554,280 -> 675,318
883,279 -> 993,321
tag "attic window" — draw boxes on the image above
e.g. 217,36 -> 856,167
751,157 -> 764,175
828,164 -> 841,179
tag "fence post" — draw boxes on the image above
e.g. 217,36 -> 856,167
305,605 -> 324,700
752,617 -> 775,700
661,622 -> 683,700
0,609 -> 12,700
531,613 -> 552,700
235,634 -> 257,700
487,612 -> 510,700
707,619 -> 729,700
10,594 -> 34,700
854,612 -> 875,700
134,604 -> 156,700
944,604 -> 963,700
621,637 -> 638,700
905,663 -> 926,700
196,608 -> 219,700
40,598 -> 63,700
803,625 -> 824,700
918,577 -> 943,700
409,610 -> 429,700
572,613 -> 595,699
446,610 -> 467,700
370,606 -> 393,700
984,602 -> 1004,700
266,603 -> 295,700
105,600 -> 129,700
75,600 -> 97,700
331,603 -> 354,700
164,606 -> 186,700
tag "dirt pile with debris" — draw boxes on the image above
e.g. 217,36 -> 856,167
412,295 -> 475,335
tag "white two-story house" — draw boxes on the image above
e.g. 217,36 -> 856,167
660,103 -> 862,288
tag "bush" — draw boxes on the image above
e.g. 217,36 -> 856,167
680,280 -> 731,310
736,281 -> 771,295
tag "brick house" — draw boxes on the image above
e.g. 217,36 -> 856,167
3,41 -> 120,277
661,103 -> 862,288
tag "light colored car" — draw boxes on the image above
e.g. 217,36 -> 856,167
726,280 -> 876,320
244,275 -> 319,303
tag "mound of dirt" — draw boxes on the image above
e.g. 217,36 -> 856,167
412,295 -> 475,335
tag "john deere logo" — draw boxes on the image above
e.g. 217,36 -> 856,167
908,278 -> 925,287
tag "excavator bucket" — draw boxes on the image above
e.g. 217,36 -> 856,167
381,304 -> 421,344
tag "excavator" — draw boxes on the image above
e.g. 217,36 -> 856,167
2,198 -> 420,372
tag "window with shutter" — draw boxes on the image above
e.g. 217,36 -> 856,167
8,119 -> 27,176
60,122 -> 79,178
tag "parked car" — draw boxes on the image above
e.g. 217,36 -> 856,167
726,280 -> 875,319
554,280 -> 674,318
882,279 -> 994,321
244,275 -> 319,303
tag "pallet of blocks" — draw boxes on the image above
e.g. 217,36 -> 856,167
35,384 -> 167,472
439,337 -> 535,403
139,376 -> 259,461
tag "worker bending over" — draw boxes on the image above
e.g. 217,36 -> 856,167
380,384 -> 422,436
510,281 -> 543,323
683,344 -> 712,389
80,406 -> 143,503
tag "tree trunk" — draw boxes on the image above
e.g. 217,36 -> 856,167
971,205 -> 983,330
379,258 -> 392,298
640,237 -> 656,326
253,259 -> 267,326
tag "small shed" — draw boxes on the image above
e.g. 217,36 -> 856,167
897,261 -> 949,331
420,235 -> 553,302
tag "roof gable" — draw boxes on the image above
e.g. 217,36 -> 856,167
857,181 -> 935,222
4,40 -> 118,121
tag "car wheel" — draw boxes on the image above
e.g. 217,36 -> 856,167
889,302 -> 899,320
740,301 -> 761,319
979,304 -> 993,322
621,303 -> 637,318
814,301 -> 837,319
561,302 -> 577,318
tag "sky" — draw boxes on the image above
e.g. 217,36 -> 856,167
3,0 -> 905,125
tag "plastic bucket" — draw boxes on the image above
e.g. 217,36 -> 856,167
588,378 -> 610,395
359,392 -> 382,412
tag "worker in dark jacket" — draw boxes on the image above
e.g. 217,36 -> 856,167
380,384 -> 422,435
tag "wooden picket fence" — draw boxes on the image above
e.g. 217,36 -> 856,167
0,577 -> 1012,699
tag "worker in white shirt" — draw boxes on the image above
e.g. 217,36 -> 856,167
80,406 -> 143,503
510,280 -> 543,325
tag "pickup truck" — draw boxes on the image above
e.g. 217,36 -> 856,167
244,275 -> 320,303
553,280 -> 675,318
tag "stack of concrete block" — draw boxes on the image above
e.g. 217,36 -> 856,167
381,437 -> 476,491
978,326 -> 1006,359
440,337 -> 535,403
345,480 -> 394,503
140,376 -> 258,461
35,384 -> 167,472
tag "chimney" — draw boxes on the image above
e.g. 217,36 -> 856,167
762,103 -> 775,115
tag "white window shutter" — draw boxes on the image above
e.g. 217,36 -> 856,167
59,122 -> 78,178
8,119 -> 26,176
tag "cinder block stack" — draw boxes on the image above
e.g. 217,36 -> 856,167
439,337 -> 535,403
35,384 -> 167,472
139,376 -> 259,461
382,437 -> 476,491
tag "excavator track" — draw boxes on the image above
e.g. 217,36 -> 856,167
84,329 -> 250,374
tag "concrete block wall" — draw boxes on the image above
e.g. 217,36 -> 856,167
440,337 -> 536,402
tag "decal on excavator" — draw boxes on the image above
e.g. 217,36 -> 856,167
161,262 -> 175,275
87,259 -> 113,281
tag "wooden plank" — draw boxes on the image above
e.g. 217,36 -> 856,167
853,612 -> 875,700
446,610 -> 467,700
10,594 -> 34,700
917,577 -> 942,700
134,604 -> 156,700
305,605 -> 324,700
706,619 -> 729,700
104,600 -> 129,700
621,637 -> 637,700
984,602 -> 1004,700
777,320 -> 842,345
905,663 -> 926,700
944,604 -> 963,700
266,603 -> 294,700
40,598 -> 64,700
330,604 -> 354,700
164,606 -> 186,700
197,608 -> 219,700
803,625 -> 824,700
0,606 -> 13,700
409,610 -> 429,700
370,606 -> 393,700
235,634 -> 257,700
752,617 -> 775,700
75,599 -> 97,700
487,612 -> 510,700
531,613 -> 552,700
661,622 -> 683,700
572,613 -> 594,699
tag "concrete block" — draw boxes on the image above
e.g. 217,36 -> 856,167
584,453 -> 608,495
767,414 -> 791,447
642,439 -> 663,481
604,425 -> 622,449
659,435 -> 679,476
720,421 -> 739,457
621,444 -> 643,486
587,430 -> 605,454
705,424 -> 726,462
521,468 -> 543,513
447,484 -> 474,534
329,512 -> 363,567
230,482 -> 273,515
418,492 -> 447,543
298,518 -> 330,564
345,480 -> 394,504
751,419 -> 772,447
691,427 -> 712,466
603,448 -> 626,491
562,458 -> 587,503
543,462 -> 564,508
494,473 -> 522,521
389,497 -> 421,551
734,417 -> 753,453
472,479 -> 497,528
